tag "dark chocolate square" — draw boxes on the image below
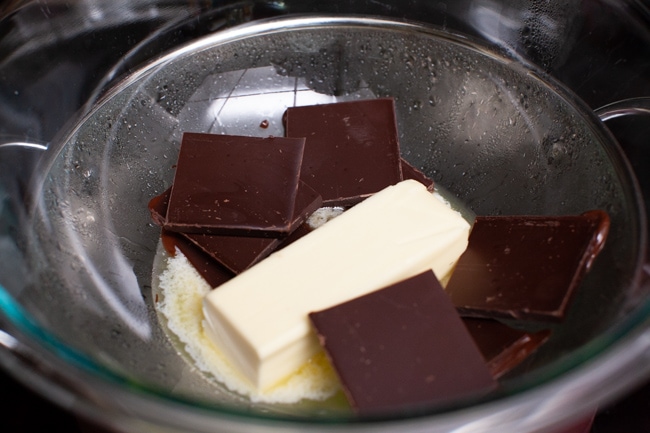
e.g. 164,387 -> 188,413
446,210 -> 610,322
309,270 -> 496,415
284,98 -> 402,206
165,133 -> 306,236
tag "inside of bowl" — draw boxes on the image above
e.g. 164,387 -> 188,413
7,16 -> 646,420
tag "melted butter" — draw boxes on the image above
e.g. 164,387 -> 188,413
155,247 -> 341,404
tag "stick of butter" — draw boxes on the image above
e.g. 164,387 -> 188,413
202,179 -> 471,390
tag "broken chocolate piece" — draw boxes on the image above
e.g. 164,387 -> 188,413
446,210 -> 610,322
463,318 -> 551,379
148,192 -> 168,226
148,188 -> 171,226
165,133 -> 306,236
187,183 -> 321,273
150,182 -> 322,274
309,270 -> 496,415
284,98 -> 402,206
160,229 -> 234,288
400,159 -> 434,191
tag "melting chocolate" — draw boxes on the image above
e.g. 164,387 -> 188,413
446,210 -> 610,322
147,100 -> 611,414
463,318 -> 551,379
309,270 -> 496,415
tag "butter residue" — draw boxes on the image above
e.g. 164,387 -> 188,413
156,249 -> 340,404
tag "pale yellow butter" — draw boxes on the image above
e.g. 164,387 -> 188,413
202,179 -> 471,390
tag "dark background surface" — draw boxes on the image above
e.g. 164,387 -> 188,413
3,366 -> 650,432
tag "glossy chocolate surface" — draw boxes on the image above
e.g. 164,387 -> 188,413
165,133 -> 306,236
463,318 -> 550,379
309,270 -> 496,415
446,210 -> 610,322
284,98 -> 402,206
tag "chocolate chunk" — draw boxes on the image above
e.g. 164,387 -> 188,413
446,210 -> 610,322
400,159 -> 434,191
148,190 -> 169,226
186,182 -> 321,273
185,232 -> 280,275
165,133 -> 306,236
160,229 -> 234,288
150,182 -> 322,274
309,270 -> 496,415
276,220 -> 314,249
284,98 -> 402,206
463,318 -> 551,379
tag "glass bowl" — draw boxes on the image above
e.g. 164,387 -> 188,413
0,2 -> 649,433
